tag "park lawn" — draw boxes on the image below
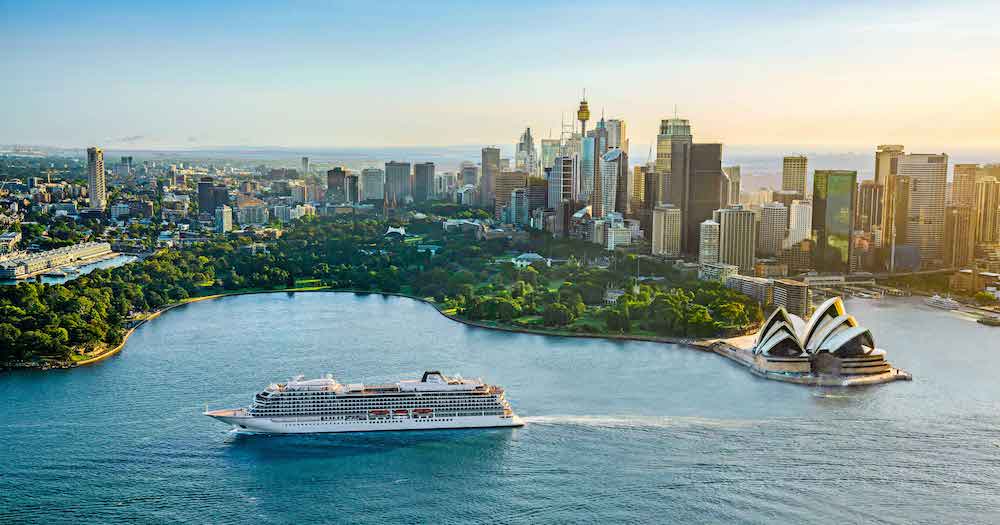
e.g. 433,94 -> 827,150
295,278 -> 322,286
513,315 -> 544,326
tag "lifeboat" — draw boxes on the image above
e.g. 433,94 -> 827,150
369,409 -> 389,416
392,409 -> 409,416
413,408 -> 432,414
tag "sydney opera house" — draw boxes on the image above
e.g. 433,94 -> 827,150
716,296 -> 908,384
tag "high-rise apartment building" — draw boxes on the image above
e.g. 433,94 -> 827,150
782,156 -> 808,197
723,166 -> 741,205
215,205 -> 233,233
899,153 -> 947,268
384,161 -> 412,203
301,156 -> 310,175
759,202 -> 789,256
632,166 -> 648,209
481,147 -> 500,207
87,147 -> 106,210
773,279 -> 811,319
974,179 -> 1000,244
651,205 -> 682,257
699,219 -> 720,265
655,118 -> 692,205
413,162 -> 435,202
605,119 -> 628,154
345,174 -> 360,203
812,170 -> 857,274
361,168 -> 384,201
952,164 -> 979,207
715,206 -> 756,275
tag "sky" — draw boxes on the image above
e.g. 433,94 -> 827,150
3,0 -> 999,155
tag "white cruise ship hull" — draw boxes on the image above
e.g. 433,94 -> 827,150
206,410 -> 523,434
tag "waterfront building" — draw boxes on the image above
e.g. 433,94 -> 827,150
944,205 -> 975,268
781,155 -> 807,197
87,147 -> 107,211
215,205 -> 233,233
361,168 -> 384,201
0,242 -> 113,279
759,202 -> 788,256
812,170 -> 857,274
699,262 -> 738,282
856,180 -> 883,233
515,128 -> 538,177
723,166 -> 741,205
699,219 -> 720,265
899,153 -> 947,268
481,146 -> 500,207
651,205 -> 682,257
385,161 -> 412,204
414,162 -> 435,202
715,205 -> 756,275
772,278 -> 811,318
655,117 -> 692,206
726,274 -> 773,307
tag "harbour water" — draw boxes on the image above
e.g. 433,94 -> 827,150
0,254 -> 137,286
2,293 -> 998,523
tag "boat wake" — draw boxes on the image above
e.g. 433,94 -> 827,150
521,415 -> 758,430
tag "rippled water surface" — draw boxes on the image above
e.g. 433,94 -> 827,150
2,293 -> 999,523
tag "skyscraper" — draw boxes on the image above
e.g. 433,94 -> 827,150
548,156 -> 576,207
540,139 -> 560,173
651,205 -> 682,257
301,156 -> 310,175
579,119 -> 608,204
944,206 -> 975,268
576,93 -> 590,135
515,128 -> 538,177
494,171 -> 528,220
856,180 -> 883,233
874,145 -> 904,186
631,165 -> 648,209
345,174 -> 360,203
413,162 -> 435,202
459,162 -> 479,187
215,205 -> 233,233
384,161 -> 412,204
672,141 -> 727,254
598,148 -> 627,217
655,118 -> 692,206
974,178 -> 1000,244
759,202 -> 789,256
812,170 -> 857,274
952,164 -> 979,207
786,200 -> 812,248
86,147 -> 106,210
699,219 -> 720,265
327,167 -> 347,203
899,153 -> 947,268
715,206 -> 756,275
782,156 -> 808,197
605,119 -> 628,154
361,168 -> 384,201
723,166 -> 741,205
481,147 -> 500,207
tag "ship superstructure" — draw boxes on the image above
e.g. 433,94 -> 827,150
205,371 -> 522,434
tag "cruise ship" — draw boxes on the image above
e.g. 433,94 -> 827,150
925,294 -> 960,310
205,371 -> 523,434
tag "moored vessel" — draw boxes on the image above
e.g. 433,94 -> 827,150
925,294 -> 960,310
205,371 -> 523,434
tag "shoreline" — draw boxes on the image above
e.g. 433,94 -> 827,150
4,288 -> 912,387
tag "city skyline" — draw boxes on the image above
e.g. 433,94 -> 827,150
3,1 -> 1000,152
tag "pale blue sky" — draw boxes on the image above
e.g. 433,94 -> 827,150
3,0 -> 998,153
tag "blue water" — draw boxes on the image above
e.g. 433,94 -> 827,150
2,293 -> 999,523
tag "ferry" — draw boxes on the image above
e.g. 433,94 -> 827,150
205,371 -> 523,434
62,266 -> 81,276
925,294 -> 960,310
977,316 -> 1000,327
